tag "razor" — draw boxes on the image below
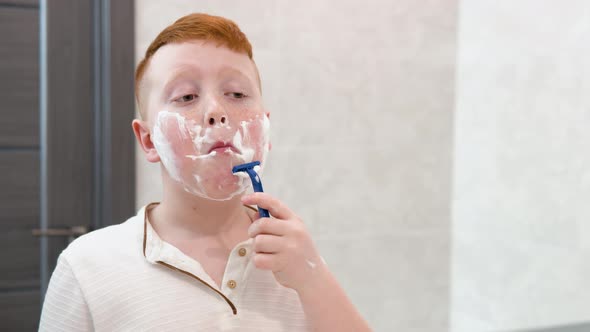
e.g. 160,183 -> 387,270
232,161 -> 270,218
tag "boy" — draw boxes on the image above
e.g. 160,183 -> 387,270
39,13 -> 371,331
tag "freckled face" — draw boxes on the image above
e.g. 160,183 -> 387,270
142,41 -> 270,200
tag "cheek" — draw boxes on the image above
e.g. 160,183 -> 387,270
167,135 -> 191,155
153,112 -> 200,168
246,129 -> 265,160
240,116 -> 270,162
164,128 -> 198,163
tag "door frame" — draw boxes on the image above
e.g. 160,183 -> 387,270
39,0 -> 135,298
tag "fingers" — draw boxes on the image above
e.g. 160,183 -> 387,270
241,193 -> 295,220
244,207 -> 260,221
252,253 -> 280,271
248,217 -> 286,237
252,234 -> 283,254
251,234 -> 287,271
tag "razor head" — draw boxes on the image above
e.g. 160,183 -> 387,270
232,161 -> 261,173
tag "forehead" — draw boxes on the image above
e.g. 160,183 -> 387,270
144,40 -> 258,87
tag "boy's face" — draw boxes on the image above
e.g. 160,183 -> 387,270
137,40 -> 270,201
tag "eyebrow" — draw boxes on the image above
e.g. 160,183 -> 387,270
217,66 -> 256,87
161,64 -> 256,94
161,66 -> 201,95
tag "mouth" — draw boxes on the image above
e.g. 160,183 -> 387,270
208,141 -> 240,154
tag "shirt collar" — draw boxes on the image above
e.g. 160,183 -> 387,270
141,202 -> 161,262
141,202 -> 257,263
138,202 -> 257,314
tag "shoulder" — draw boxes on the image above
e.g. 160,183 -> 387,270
61,211 -> 144,267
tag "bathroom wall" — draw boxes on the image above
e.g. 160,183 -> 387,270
135,0 -> 457,331
452,1 -> 590,331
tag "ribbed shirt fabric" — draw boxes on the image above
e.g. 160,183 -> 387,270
39,204 -> 310,331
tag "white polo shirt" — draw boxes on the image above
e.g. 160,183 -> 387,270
39,204 -> 310,331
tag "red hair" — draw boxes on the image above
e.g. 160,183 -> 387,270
135,13 -> 259,113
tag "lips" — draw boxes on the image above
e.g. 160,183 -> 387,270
208,141 -> 239,154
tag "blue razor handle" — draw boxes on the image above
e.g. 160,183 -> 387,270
232,161 -> 270,218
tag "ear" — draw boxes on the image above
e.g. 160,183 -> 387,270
132,119 -> 161,163
265,111 -> 272,151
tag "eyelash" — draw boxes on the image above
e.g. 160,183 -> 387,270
225,92 -> 248,99
175,94 -> 197,103
172,92 -> 247,104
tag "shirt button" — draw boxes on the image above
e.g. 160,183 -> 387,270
227,280 -> 237,289
238,248 -> 247,257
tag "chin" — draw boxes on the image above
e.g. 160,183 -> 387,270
204,190 -> 244,201
186,172 -> 247,201
197,184 -> 246,201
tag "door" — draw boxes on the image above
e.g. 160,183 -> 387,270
0,0 -> 135,330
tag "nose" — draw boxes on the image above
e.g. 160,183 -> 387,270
203,97 -> 229,127
207,113 -> 228,126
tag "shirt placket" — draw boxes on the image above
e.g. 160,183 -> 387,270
142,203 -> 258,316
220,239 -> 253,304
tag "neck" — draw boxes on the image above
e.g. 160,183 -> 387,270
151,169 -> 252,240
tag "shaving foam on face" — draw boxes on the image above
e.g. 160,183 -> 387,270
152,112 -> 187,181
259,115 -> 271,173
152,110 -> 271,201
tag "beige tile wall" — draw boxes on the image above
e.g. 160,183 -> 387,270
135,1 -> 457,330
452,2 -> 590,331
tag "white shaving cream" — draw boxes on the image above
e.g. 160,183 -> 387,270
152,110 -> 270,201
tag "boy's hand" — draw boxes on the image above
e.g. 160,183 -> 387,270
241,192 -> 327,293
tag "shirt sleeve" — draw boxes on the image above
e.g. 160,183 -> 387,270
39,254 -> 94,331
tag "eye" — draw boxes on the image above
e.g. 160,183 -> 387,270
174,94 -> 198,103
226,92 -> 247,99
